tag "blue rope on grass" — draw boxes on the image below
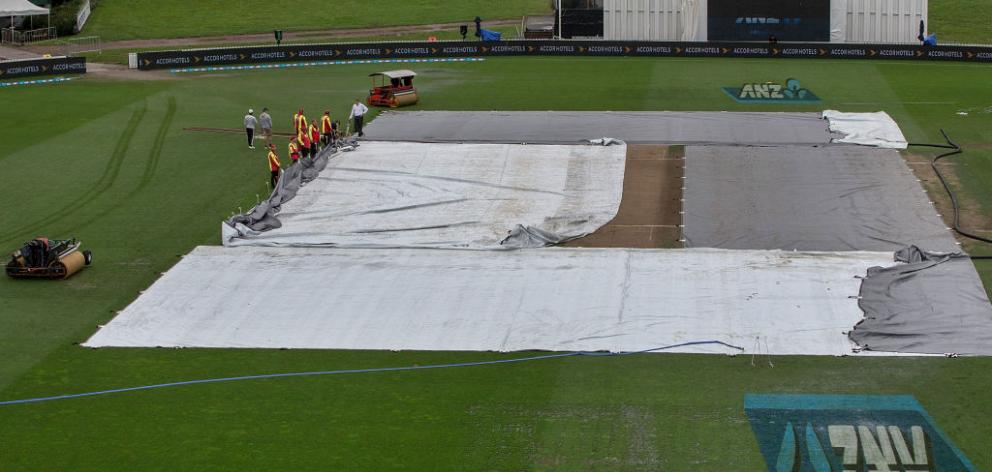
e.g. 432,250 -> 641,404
0,76 -> 75,88
0,340 -> 742,406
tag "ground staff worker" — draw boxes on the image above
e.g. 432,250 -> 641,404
321,111 -> 333,146
309,122 -> 321,155
267,143 -> 282,188
293,107 -> 304,133
298,128 -> 312,160
295,107 -> 309,135
288,137 -> 301,163
259,108 -> 273,145
349,99 -> 368,137
244,109 -> 257,149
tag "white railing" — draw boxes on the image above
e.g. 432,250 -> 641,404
63,35 -> 101,56
0,27 -> 56,45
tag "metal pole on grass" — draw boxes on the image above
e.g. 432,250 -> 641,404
557,0 -> 562,39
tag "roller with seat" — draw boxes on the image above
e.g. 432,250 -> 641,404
367,70 -> 419,108
6,237 -> 92,280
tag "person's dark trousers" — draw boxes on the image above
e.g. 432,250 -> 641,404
321,133 -> 331,146
300,147 -> 310,160
270,170 -> 279,188
310,143 -> 318,157
246,128 -> 254,147
354,115 -> 364,137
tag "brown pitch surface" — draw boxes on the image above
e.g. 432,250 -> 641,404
564,145 -> 684,248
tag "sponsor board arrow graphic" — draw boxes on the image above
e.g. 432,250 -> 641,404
819,49 -> 827,55
722,48 -> 729,54
967,52 -> 975,59
193,56 -> 202,63
528,46 -> 535,52
772,48 -> 779,55
579,46 -> 585,52
676,47 -> 683,54
0,69 -> 4,75
385,49 -> 392,54
869,49 -> 877,56
334,50 -> 341,56
238,54 -> 245,60
143,59 -> 151,66
624,47 -> 631,53
289,52 -> 296,58
481,46 -> 489,52
915,50 -> 923,57
431,48 -> 438,53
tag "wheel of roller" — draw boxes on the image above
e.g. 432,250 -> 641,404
394,92 -> 419,107
57,251 -> 86,279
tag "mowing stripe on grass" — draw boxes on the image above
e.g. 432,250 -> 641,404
170,57 -> 484,74
71,96 -> 178,233
140,96 -> 176,188
0,340 -> 743,406
0,104 -> 147,244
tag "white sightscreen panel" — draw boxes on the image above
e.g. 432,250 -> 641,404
84,246 -> 896,356
604,0 -> 682,40
844,0 -> 926,43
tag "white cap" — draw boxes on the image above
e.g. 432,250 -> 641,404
248,108 -> 254,114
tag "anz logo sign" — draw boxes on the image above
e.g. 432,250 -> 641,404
723,78 -> 820,104
746,395 -> 976,472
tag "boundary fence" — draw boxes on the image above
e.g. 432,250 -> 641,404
133,39 -> 992,70
0,56 -> 86,79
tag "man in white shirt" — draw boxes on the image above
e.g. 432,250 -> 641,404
244,109 -> 258,149
349,99 -> 369,137
258,108 -> 273,145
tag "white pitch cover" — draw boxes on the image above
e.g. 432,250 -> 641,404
85,246 -> 896,356
223,141 -> 626,249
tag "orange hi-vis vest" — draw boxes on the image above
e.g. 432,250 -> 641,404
267,150 -> 281,171
310,124 -> 320,143
288,142 -> 300,161
321,115 -> 332,133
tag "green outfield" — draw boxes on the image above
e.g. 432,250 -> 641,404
930,0 -> 992,44
2,57 -> 992,469
81,0 -> 549,41
78,26 -> 522,66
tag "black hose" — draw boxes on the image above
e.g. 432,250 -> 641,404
909,131 -> 992,259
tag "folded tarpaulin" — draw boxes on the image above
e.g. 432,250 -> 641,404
822,110 -> 908,149
480,29 -> 502,41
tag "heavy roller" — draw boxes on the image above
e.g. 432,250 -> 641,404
6,238 -> 92,280
367,70 -> 419,108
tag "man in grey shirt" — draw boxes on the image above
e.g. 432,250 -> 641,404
259,108 -> 273,145
244,109 -> 258,149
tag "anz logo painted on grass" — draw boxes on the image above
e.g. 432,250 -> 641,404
745,395 -> 976,471
723,78 -> 820,103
